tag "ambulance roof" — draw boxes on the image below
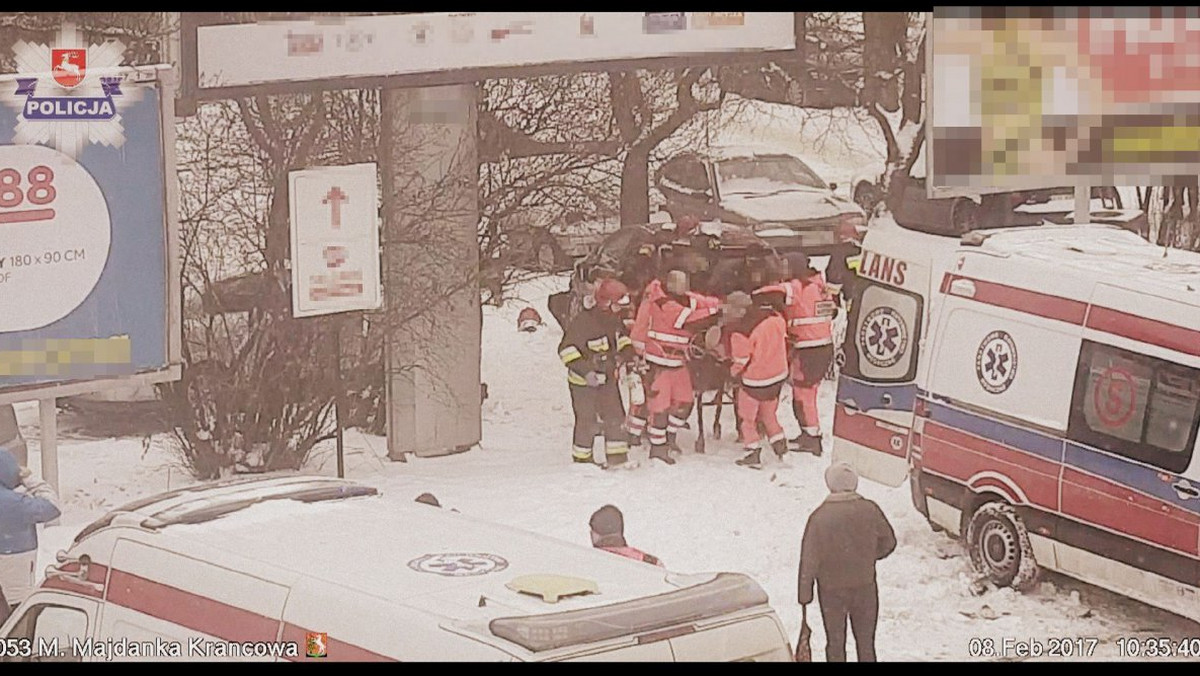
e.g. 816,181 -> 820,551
864,217 -> 1200,306
75,477 -> 759,636
965,224 -> 1200,304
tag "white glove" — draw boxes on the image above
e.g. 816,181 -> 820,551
585,372 -> 607,388
628,376 -> 646,406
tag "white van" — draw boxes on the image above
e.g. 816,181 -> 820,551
0,476 -> 792,662
833,217 -> 1200,623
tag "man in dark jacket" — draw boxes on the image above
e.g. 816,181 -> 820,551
797,462 -> 896,662
0,447 -> 61,624
558,278 -> 636,468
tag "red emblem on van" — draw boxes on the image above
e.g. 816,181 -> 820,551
306,632 -> 328,658
51,48 -> 87,89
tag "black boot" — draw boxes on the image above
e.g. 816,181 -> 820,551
797,433 -> 823,456
649,444 -> 676,465
603,454 -> 629,470
628,435 -> 644,449
771,438 -> 789,460
667,432 -> 683,455
736,449 -> 762,468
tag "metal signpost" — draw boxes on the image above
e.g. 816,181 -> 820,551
288,163 -> 382,476
0,23 -> 181,493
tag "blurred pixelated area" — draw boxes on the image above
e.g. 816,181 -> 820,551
931,7 -> 1200,192
0,337 -> 133,379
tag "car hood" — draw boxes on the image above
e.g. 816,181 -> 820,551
720,190 -> 860,224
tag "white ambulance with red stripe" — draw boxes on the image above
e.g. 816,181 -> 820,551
0,476 -> 792,662
833,217 -> 1200,622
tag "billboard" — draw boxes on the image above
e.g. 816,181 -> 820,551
288,163 -> 382,318
0,26 -> 180,403
929,7 -> 1200,196
187,12 -> 795,98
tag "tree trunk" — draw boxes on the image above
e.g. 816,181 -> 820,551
620,144 -> 652,226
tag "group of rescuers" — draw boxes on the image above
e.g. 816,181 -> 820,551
554,215 -> 847,470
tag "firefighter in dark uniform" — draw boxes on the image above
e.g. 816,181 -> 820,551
558,278 -> 636,468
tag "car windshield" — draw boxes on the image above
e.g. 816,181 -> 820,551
715,156 -> 827,195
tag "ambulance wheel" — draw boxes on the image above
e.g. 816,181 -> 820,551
966,502 -> 1040,592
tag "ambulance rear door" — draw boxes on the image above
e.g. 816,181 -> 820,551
832,247 -> 931,487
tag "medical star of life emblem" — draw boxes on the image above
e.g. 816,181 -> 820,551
975,330 -> 1018,394
408,553 -> 509,577
858,306 -> 907,369
1,22 -> 138,158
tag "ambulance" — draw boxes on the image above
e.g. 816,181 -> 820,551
0,476 -> 793,662
832,217 -> 1200,622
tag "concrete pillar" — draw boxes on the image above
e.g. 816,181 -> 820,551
382,85 -> 482,459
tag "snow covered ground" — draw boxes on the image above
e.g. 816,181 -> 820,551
17,274 -> 1199,662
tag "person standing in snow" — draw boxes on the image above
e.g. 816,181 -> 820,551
629,268 -> 721,464
558,278 -> 636,468
797,463 -> 896,662
589,505 -> 663,567
0,448 -> 61,623
721,291 -> 790,469
776,252 -> 837,455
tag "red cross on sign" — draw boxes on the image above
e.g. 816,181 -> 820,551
323,186 -> 348,229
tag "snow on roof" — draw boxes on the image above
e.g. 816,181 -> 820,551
153,495 -> 683,623
975,225 -> 1200,302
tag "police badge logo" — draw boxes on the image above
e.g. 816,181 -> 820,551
976,330 -> 1018,394
408,553 -> 509,577
2,23 -> 136,158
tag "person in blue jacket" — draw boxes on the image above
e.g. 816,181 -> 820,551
0,447 -> 60,624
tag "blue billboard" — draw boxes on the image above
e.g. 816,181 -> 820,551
0,55 -> 172,395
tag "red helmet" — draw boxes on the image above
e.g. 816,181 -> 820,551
593,278 -> 632,310
517,307 -> 543,332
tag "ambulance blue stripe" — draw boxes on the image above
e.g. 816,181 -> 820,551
1064,442 -> 1197,514
835,376 -> 917,412
922,398 -> 1065,464
917,394 -> 1200,517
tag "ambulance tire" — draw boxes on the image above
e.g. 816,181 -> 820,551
965,502 -> 1040,592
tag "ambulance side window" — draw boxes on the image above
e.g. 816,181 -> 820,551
844,281 -> 923,383
1068,341 -> 1200,474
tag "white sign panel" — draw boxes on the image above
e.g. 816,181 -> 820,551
288,163 -> 381,318
0,143 -> 111,332
196,12 -> 795,89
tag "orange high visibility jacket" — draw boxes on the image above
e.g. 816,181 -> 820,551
729,312 -> 789,388
762,276 -> 835,349
630,280 -> 721,368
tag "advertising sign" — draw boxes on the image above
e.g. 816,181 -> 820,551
193,12 -> 795,93
288,163 -> 382,318
929,7 -> 1200,196
0,24 -> 180,401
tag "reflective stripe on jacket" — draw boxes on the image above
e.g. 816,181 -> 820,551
767,277 -> 834,348
730,312 -> 789,388
631,281 -> 719,368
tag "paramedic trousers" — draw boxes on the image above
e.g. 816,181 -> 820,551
735,382 -> 785,449
569,382 -> 629,460
817,582 -> 879,662
646,366 -> 694,447
791,345 -> 835,434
